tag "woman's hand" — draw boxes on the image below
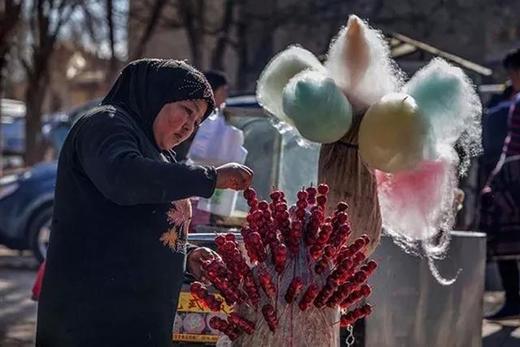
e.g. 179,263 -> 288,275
186,247 -> 221,283
215,163 -> 253,190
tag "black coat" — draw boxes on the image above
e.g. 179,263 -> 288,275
36,105 -> 217,347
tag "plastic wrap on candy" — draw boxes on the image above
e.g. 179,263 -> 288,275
193,186 -> 378,347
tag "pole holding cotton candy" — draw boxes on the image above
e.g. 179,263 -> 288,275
256,14 -> 482,264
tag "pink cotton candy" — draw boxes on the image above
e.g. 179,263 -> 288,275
376,156 -> 456,242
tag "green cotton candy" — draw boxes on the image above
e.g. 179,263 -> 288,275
282,70 -> 353,144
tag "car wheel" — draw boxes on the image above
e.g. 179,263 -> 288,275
28,207 -> 53,263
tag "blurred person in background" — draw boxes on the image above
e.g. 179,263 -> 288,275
481,48 -> 520,320
174,70 -> 229,162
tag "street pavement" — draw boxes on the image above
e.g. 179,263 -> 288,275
0,246 -> 519,346
0,247 -> 38,347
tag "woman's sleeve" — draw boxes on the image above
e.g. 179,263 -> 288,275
75,112 -> 217,205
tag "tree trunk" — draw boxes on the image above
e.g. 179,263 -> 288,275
210,0 -> 235,70
235,2 -> 249,92
0,0 -> 23,175
130,0 -> 168,60
0,55 -> 5,176
105,0 -> 119,86
24,70 -> 49,166
181,0 -> 205,69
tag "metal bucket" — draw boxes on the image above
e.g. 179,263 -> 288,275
365,231 -> 486,347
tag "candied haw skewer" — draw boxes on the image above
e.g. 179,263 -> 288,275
243,271 -> 261,308
339,284 -> 372,308
327,258 -> 353,285
262,304 -> 278,332
330,222 -> 352,248
272,241 -> 288,273
258,269 -> 276,299
325,281 -> 352,308
190,282 -> 223,311
340,304 -> 373,327
244,188 -> 257,201
306,186 -> 317,205
314,282 -> 337,308
316,195 -> 327,209
297,189 -> 308,201
286,219 -> 303,254
336,201 -> 349,212
202,259 -> 240,305
228,312 -> 256,335
316,223 -> 333,245
317,183 -> 329,195
362,260 -> 378,275
314,257 -> 329,274
270,190 -> 282,202
309,244 -> 323,261
244,231 -> 267,263
209,317 -> 241,341
299,283 -> 319,311
285,277 -> 304,304
336,267 -> 371,302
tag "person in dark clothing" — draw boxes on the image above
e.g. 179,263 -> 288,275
482,48 -> 520,320
174,70 -> 229,162
35,59 -> 253,347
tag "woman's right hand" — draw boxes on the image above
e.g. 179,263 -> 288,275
215,163 -> 253,190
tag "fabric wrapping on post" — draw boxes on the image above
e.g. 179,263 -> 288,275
318,115 -> 381,255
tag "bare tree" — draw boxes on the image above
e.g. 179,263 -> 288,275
20,0 -> 79,165
0,0 -> 23,174
210,0 -> 235,70
104,0 -> 119,83
130,0 -> 169,60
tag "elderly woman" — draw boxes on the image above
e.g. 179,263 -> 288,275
36,59 -> 253,347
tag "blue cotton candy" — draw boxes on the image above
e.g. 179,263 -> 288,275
282,70 -> 353,143
402,58 -> 482,169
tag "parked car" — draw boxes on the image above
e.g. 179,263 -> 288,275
0,162 -> 56,262
0,99 -> 100,261
1,99 -> 26,171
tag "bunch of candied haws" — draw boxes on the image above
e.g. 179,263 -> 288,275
190,184 -> 377,346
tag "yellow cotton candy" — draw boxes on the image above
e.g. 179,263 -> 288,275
358,93 -> 429,173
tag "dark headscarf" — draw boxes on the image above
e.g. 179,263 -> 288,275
102,59 -> 215,148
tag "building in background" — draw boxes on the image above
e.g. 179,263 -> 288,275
6,42 -> 120,115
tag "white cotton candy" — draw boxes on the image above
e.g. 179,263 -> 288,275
325,15 -> 404,112
256,45 -> 325,126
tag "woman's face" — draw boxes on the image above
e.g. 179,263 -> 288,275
153,99 -> 207,150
